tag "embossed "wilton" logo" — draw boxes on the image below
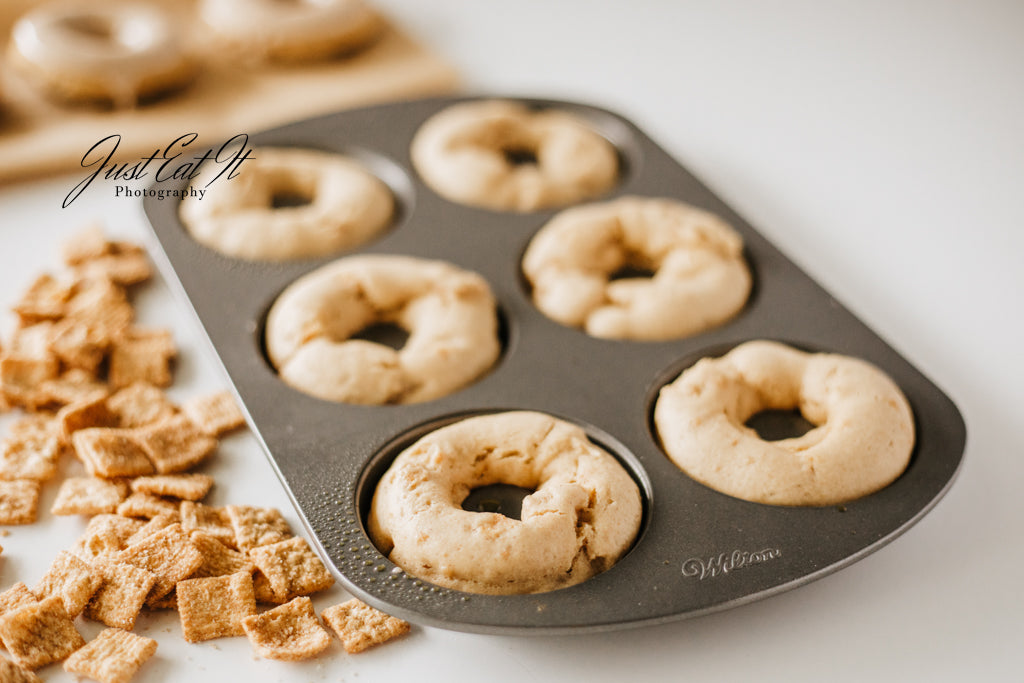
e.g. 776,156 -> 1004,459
682,548 -> 782,580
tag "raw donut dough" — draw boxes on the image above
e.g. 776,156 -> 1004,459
411,100 -> 619,212
6,2 -> 195,106
179,147 -> 393,262
264,255 -> 500,404
368,411 -> 643,594
653,340 -> 915,506
522,196 -> 751,340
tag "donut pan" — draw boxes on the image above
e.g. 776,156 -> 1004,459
142,95 -> 966,634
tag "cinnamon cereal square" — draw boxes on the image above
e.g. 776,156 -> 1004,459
125,513 -> 180,546
0,595 -> 85,670
51,477 -> 129,516
0,480 -> 41,525
181,391 -> 245,437
189,530 -> 255,579
33,551 -> 103,618
63,628 -> 157,683
71,515 -> 145,560
180,501 -> 236,548
108,329 -> 175,389
225,505 -> 292,552
177,572 -> 256,642
321,598 -> 410,654
36,369 -> 108,408
106,383 -> 176,429
113,523 -> 203,602
0,429 -> 60,482
0,658 -> 43,683
85,560 -> 157,630
0,583 -> 38,618
0,355 -> 59,409
248,537 -> 334,602
59,395 -> 119,438
135,415 -> 217,474
48,319 -> 108,374
131,473 -> 213,501
12,274 -> 72,322
241,596 -> 330,661
62,224 -> 110,265
117,493 -> 178,519
73,429 -> 155,478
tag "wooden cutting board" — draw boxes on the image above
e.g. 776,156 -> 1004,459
0,0 -> 458,183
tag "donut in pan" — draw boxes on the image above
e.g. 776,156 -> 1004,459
264,255 -> 501,405
368,411 -> 643,594
654,340 -> 915,506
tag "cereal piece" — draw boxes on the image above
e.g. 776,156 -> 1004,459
0,355 -> 60,408
0,595 -> 85,670
241,596 -> 330,661
73,429 -> 155,478
51,477 -> 129,515
0,583 -> 38,618
62,224 -> 111,265
248,537 -> 334,602
8,322 -> 56,359
48,319 -> 109,374
108,328 -> 176,389
63,628 -> 157,683
36,369 -> 108,408
0,480 -> 41,525
73,244 -> 152,287
321,598 -> 410,654
177,572 -> 256,642
135,415 -> 217,474
226,505 -> 292,552
113,523 -> 203,603
85,560 -> 158,630
146,591 -> 177,611
125,512 -> 180,546
59,395 -> 119,439
64,277 -> 133,341
252,571 -> 281,604
117,492 -> 178,519
33,551 -> 103,618
180,501 -> 236,548
181,391 -> 245,437
106,383 -> 176,429
131,473 -> 213,501
189,530 -> 255,579
71,515 -> 145,560
0,658 -> 43,683
0,426 -> 60,482
12,274 -> 73,322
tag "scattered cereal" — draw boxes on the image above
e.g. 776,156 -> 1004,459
86,560 -> 157,630
71,514 -> 145,560
125,512 -> 181,546
73,429 -> 155,478
135,415 -> 217,474
106,383 -> 176,429
0,583 -> 38,618
51,477 -> 129,516
181,391 -> 245,437
226,505 -> 292,553
113,523 -> 203,603
33,550 -> 103,617
108,328 -> 176,389
131,473 -> 213,501
177,571 -> 256,642
248,537 -> 334,603
0,595 -> 85,670
180,501 -> 236,548
63,627 -> 158,683
188,530 -> 255,579
321,598 -> 410,654
241,596 -> 331,661
117,492 -> 179,519
0,479 -> 41,525
0,658 -> 43,683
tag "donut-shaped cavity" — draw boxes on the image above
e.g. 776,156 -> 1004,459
6,2 -> 195,106
264,255 -> 501,404
522,196 -> 752,340
411,100 -> 619,212
367,411 -> 643,594
198,0 -> 382,62
653,340 -> 915,506
179,147 -> 394,262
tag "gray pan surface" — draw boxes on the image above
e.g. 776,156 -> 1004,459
142,96 -> 966,634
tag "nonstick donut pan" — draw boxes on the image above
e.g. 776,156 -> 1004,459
142,95 -> 966,634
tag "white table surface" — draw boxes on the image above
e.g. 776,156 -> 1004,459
2,1 -> 1022,681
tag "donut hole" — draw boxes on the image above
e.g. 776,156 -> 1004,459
608,263 -> 656,281
744,408 -> 817,442
349,321 -> 410,351
460,484 -> 534,520
61,15 -> 116,43
270,190 -> 315,209
501,146 -> 539,167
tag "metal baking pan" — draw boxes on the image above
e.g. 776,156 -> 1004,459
142,95 -> 966,634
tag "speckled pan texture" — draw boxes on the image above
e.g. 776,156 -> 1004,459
142,96 -> 965,634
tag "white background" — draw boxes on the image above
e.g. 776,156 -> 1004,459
2,1 -> 1022,680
